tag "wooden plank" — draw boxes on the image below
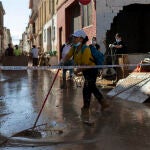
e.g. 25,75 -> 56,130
107,72 -> 150,103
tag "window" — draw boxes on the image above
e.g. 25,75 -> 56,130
49,0 -> 51,14
44,1 -> 46,22
51,0 -> 55,15
82,3 -> 92,27
44,29 -> 46,42
49,0 -> 54,15
33,22 -> 35,34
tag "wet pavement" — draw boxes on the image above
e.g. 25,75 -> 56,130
0,70 -> 150,149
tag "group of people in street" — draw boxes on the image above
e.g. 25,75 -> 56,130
4,30 -> 127,119
4,43 -> 40,67
5,43 -> 22,56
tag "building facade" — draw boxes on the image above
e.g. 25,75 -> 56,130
57,0 -> 96,59
29,0 -> 58,53
29,0 -> 40,49
0,1 -> 5,54
96,0 -> 150,54
43,0 -> 57,53
21,27 -> 31,53
28,0 -> 97,63
3,27 -> 12,50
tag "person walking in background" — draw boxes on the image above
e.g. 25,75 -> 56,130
60,36 -> 74,89
90,37 -> 100,50
5,43 -> 14,56
60,29 -> 109,119
31,45 -> 39,66
14,45 -> 22,56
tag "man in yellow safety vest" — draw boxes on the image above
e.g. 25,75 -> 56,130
14,45 -> 22,56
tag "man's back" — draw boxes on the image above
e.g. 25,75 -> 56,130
14,48 -> 22,56
31,48 -> 39,58
5,47 -> 14,56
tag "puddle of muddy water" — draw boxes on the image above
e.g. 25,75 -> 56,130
1,70 -> 150,149
11,121 -> 66,140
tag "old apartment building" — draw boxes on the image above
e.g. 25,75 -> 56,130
28,0 -> 40,49
3,27 -> 12,50
27,0 -> 150,65
42,0 -> 57,53
0,1 -> 12,57
28,0 -> 96,61
29,0 -> 57,53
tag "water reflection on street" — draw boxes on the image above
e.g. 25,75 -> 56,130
0,70 -> 150,150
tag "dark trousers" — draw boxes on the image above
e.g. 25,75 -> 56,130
33,58 -> 38,66
62,60 -> 74,80
82,69 -> 103,109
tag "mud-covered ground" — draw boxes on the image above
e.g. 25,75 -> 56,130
0,70 -> 150,150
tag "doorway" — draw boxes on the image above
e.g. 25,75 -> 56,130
47,27 -> 51,51
59,27 -> 63,60
65,2 -> 81,40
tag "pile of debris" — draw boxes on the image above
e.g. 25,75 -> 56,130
107,72 -> 150,103
134,58 -> 150,72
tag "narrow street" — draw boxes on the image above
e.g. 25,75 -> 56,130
0,70 -> 150,149
0,0 -> 149,149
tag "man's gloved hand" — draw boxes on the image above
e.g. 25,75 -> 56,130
109,44 -> 115,48
109,44 -> 112,48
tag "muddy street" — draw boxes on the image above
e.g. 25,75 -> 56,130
0,70 -> 150,150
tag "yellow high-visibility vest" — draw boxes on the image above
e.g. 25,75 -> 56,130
14,49 -> 22,56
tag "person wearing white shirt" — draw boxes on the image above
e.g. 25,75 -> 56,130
60,36 -> 74,88
31,45 -> 39,66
